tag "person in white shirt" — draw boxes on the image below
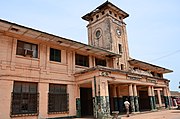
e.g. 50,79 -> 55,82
124,99 -> 130,117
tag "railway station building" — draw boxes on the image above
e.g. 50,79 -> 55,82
0,1 -> 173,119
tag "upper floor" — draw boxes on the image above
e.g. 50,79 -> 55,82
0,1 -> 172,83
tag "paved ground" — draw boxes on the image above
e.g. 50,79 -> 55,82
121,110 -> 180,119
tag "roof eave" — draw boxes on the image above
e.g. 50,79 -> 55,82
82,1 -> 129,21
129,59 -> 173,74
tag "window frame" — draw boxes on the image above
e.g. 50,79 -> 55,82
16,40 -> 38,58
95,58 -> 106,67
75,53 -> 89,67
50,48 -> 61,62
11,82 -> 38,117
118,44 -> 122,54
48,84 -> 69,114
120,64 -> 124,70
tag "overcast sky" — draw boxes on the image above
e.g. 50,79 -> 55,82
1,0 -> 180,91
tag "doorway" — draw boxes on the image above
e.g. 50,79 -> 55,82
139,91 -> 151,111
80,88 -> 93,117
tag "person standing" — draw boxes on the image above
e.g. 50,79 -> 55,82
124,99 -> 130,117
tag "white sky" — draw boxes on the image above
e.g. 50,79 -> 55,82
1,0 -> 180,91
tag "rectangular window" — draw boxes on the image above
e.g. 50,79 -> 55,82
50,48 -> 61,62
95,58 -> 106,66
118,44 -> 122,54
48,84 -> 69,113
75,54 -> 89,67
16,40 -> 38,58
121,64 -> 124,70
11,82 -> 38,116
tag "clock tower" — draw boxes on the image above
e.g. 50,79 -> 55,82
82,1 -> 130,70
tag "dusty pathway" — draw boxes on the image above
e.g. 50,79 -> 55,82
121,110 -> 180,119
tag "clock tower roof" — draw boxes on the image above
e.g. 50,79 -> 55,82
82,1 -> 129,21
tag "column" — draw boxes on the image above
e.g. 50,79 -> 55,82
129,84 -> 135,112
39,83 -> 48,118
92,76 -> 98,118
163,88 -> 169,108
89,55 -> 94,67
157,90 -> 162,107
167,88 -> 172,108
10,38 -> 16,70
117,86 -> 123,113
148,86 -> 154,110
113,58 -> 117,69
0,80 -> 13,118
151,86 -> 156,109
76,85 -> 81,117
133,84 -> 139,112
95,77 -> 111,118
112,85 -> 118,111
39,44 -> 47,74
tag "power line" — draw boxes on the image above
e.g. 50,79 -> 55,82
149,49 -> 180,62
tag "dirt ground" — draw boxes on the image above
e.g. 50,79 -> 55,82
121,110 -> 180,119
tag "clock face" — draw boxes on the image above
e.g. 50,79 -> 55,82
96,30 -> 101,38
116,28 -> 121,36
95,29 -> 102,38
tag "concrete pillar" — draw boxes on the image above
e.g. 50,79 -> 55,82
163,88 -> 169,108
112,85 -> 118,111
129,84 -> 135,112
113,58 -> 117,69
0,80 -> 13,119
133,84 -> 139,112
167,88 -> 172,107
117,86 -> 123,113
76,85 -> 81,117
67,51 -> 73,75
89,55 -> 93,67
151,86 -> 156,109
10,38 -> 16,70
95,77 -> 111,118
39,83 -> 48,118
148,86 -> 154,110
157,90 -> 162,107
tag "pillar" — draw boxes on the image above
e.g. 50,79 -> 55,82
112,85 -> 118,111
39,83 -> 48,118
129,84 -> 135,112
133,84 -> 139,112
151,86 -> 156,109
148,86 -> 154,110
0,80 -> 13,119
163,88 -> 169,108
167,88 -> 172,107
76,85 -> 81,117
117,86 -> 123,113
157,90 -> 162,107
94,77 -> 111,118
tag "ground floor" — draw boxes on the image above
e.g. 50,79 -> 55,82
0,70 -> 173,119
76,77 -> 172,118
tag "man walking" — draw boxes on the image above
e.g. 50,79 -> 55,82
124,99 -> 130,117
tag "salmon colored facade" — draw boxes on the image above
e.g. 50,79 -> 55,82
0,1 -> 173,119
